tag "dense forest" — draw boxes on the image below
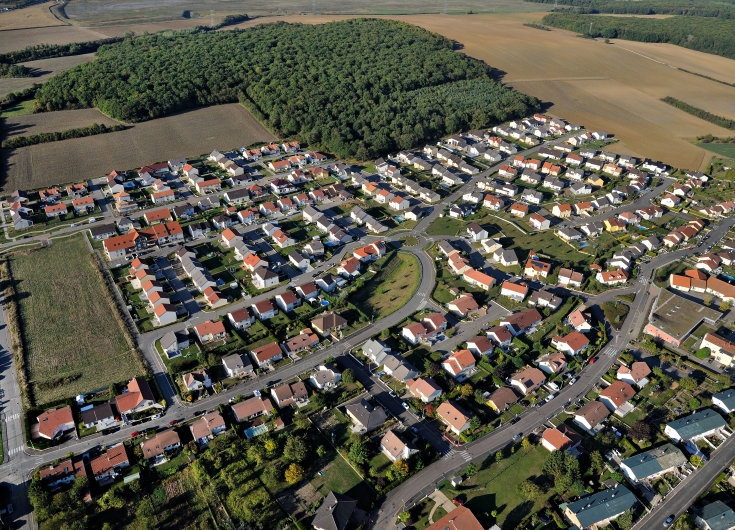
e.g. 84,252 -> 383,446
660,97 -> 735,130
33,19 -> 538,159
527,0 -> 735,18
541,13 -> 735,59
1,123 -> 126,149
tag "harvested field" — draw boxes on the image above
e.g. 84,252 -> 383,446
0,54 -> 95,99
1,103 -> 275,191
0,25 -> 108,53
8,234 -> 140,405
0,2 -> 66,30
0,106 -> 116,142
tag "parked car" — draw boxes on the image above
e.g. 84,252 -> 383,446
169,420 -> 178,426
451,495 -> 466,506
402,402 -> 410,410
663,515 -> 674,527
130,431 -> 140,438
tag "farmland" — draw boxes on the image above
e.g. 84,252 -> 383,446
698,142 -> 735,161
0,103 -> 275,191
6,234 -> 141,405
0,1 -> 65,30
1,107 -> 119,141
0,54 -> 95,99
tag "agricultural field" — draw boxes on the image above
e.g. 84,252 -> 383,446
0,1 -> 66,30
7,234 -> 141,405
698,142 -> 735,161
0,103 -> 275,192
0,54 -> 95,99
0,24 -> 109,52
349,252 -> 421,320
1,107 -> 119,140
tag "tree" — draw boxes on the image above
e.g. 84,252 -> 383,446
261,464 -> 281,488
690,454 -> 705,467
284,463 -> 305,484
263,437 -> 277,453
469,416 -> 481,430
517,479 -> 541,500
342,368 -> 356,384
461,384 -> 473,398
465,462 -> 477,477
721,301 -> 732,312
348,439 -> 369,465
474,389 -> 486,405
311,392 -> 327,408
283,436 -> 308,463
629,420 -> 652,441
590,450 -> 605,475
428,363 -> 440,376
293,414 -> 310,431
673,514 -> 697,530
317,445 -> 327,458
391,460 -> 409,480
688,397 -> 701,410
425,404 -> 435,416
679,376 -> 698,391
695,347 -> 711,359
617,509 -> 634,530
521,437 -> 532,449
247,444 -> 266,466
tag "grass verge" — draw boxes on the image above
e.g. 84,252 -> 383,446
349,252 -> 421,320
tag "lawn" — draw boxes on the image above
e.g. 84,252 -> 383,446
310,448 -> 374,510
602,301 -> 630,331
7,235 -> 142,406
501,229 -> 592,268
0,99 -> 35,118
349,252 -> 421,320
440,444 -> 553,529
425,216 -> 467,236
698,143 -> 735,161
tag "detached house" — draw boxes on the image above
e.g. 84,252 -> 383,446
510,367 -> 546,396
442,349 -> 476,381
232,396 -> 274,422
380,430 -> 418,463
437,401 -> 471,435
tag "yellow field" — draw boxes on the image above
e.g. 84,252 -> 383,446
1,103 -> 275,192
0,1 -> 65,30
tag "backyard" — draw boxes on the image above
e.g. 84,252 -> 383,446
6,235 -> 142,406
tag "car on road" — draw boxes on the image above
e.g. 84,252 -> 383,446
663,515 -> 674,527
169,420 -> 178,426
545,394 -> 555,402
589,358 -> 596,364
411,426 -> 419,434
511,417 -> 520,425
512,433 -> 522,440
151,413 -> 161,419
402,402 -> 410,410
130,431 -> 140,438
570,377 -> 577,384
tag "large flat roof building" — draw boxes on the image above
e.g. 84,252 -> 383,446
644,289 -> 721,347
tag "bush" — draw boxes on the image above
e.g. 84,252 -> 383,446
695,347 -> 710,359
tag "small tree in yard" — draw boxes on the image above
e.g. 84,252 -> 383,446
517,479 -> 541,500
465,462 -> 477,477
284,463 -> 305,484
469,416 -> 481,430
695,347 -> 710,359
521,437 -> 532,449
461,384 -> 473,398
679,377 -> 698,391
617,509 -> 634,530
348,439 -> 369,465
720,301 -> 731,312
342,368 -> 355,384
629,420 -> 652,442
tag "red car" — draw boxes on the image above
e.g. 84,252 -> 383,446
589,358 -> 596,364
130,431 -> 140,438
452,495 -> 466,506
169,420 -> 178,426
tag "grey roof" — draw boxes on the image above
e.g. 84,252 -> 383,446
311,491 -> 357,530
362,339 -> 391,362
694,501 -> 735,530
713,389 -> 735,411
81,402 -> 114,425
383,354 -> 404,372
225,188 -> 250,200
222,353 -> 251,372
437,241 -> 456,255
161,330 -> 189,351
566,484 -> 637,528
392,364 -> 419,382
345,399 -> 388,431
667,409 -> 726,440
89,223 -> 116,237
620,443 -> 687,481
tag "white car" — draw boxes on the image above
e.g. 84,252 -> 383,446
402,402 -> 410,410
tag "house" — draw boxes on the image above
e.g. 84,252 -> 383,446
310,364 -> 342,390
437,401 -> 471,435
552,204 -> 572,218
596,269 -> 629,285
407,377 -> 443,402
573,400 -> 611,432
195,179 -> 221,194
700,333 -> 735,367
510,202 -> 529,217
713,389 -> 735,414
558,268 -> 584,288
564,484 -> 638,530
463,268 -> 495,290
599,381 -> 636,415
232,396 -> 274,422
153,303 -> 177,326
363,339 -> 392,365
316,274 -> 338,293
442,349 -> 476,380
182,368 -> 212,392
44,203 -> 68,218
427,507 -> 484,530
40,187 -> 61,203
190,412 -> 226,445
271,381 -> 309,408
665,409 -> 727,442
80,402 -> 116,432
501,280 -> 529,301
617,362 -> 651,388
510,367 -> 546,396
36,406 -> 75,440
619,444 -> 687,483
487,387 -> 518,411
524,256 -> 552,279
114,377 -> 158,416
295,281 -> 319,301
160,330 -> 190,359
529,213 -> 551,231
275,290 -> 301,312
551,332 -> 590,356
193,320 -> 226,343
538,352 -> 568,375
252,267 -> 279,289
466,222 -> 488,241
644,289 -> 721,347
222,353 -> 253,378
311,313 -> 348,337
40,458 -> 87,489
541,424 -> 582,452
693,501 -> 735,530
281,328 -> 319,356
90,444 -> 130,483
243,253 -> 268,273
447,293 -> 479,318
345,399 -> 387,433
140,430 -> 181,461
500,308 -> 543,336
252,299 -> 278,320
521,189 -> 543,205
380,429 -> 418,463
312,491 -> 358,530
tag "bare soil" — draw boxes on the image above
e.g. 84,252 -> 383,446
1,107 -> 120,141
0,24 -> 109,51
0,1 -> 66,30
1,103 -> 276,191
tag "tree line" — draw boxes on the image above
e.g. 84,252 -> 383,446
0,37 -> 126,65
0,63 -> 30,78
661,97 -> 735,130
2,123 -> 126,149
33,19 -> 538,159
541,12 -> 735,59
527,0 -> 735,18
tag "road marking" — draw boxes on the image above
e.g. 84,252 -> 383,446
459,450 -> 472,462
443,449 -> 455,458
8,447 -> 21,455
4,413 -> 19,422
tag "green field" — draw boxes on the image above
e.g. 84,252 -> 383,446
698,143 -> 735,160
8,235 -> 141,405
0,99 -> 35,118
439,444 -> 553,528
425,216 -> 467,236
349,252 -> 421,319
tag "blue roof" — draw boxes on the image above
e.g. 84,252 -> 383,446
620,444 -> 687,481
566,485 -> 637,528
666,409 -> 726,440
695,501 -> 735,530
713,389 -> 735,411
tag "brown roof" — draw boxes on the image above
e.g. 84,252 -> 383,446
144,208 -> 171,222
501,280 -> 528,295
297,281 -> 318,296
232,396 -> 274,421
437,401 -> 470,432
503,308 -> 543,332
37,406 -> 74,439
488,387 -> 518,410
380,429 -> 408,460
511,367 -> 546,391
449,293 -> 479,314
189,412 -> 225,440
194,319 -> 226,337
115,377 -> 155,414
568,309 -> 592,329
427,506 -> 484,530
252,341 -> 282,362
40,458 -> 86,482
600,381 -> 636,407
407,377 -> 442,399
575,400 -> 611,428
90,444 -> 129,476
542,424 -> 582,451
444,350 -> 476,374
468,335 -> 494,354
617,361 -> 651,383
312,312 -> 348,332
141,430 -> 181,459
553,331 -> 590,352
538,352 -> 567,373
229,307 -> 252,323
424,313 -> 447,329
